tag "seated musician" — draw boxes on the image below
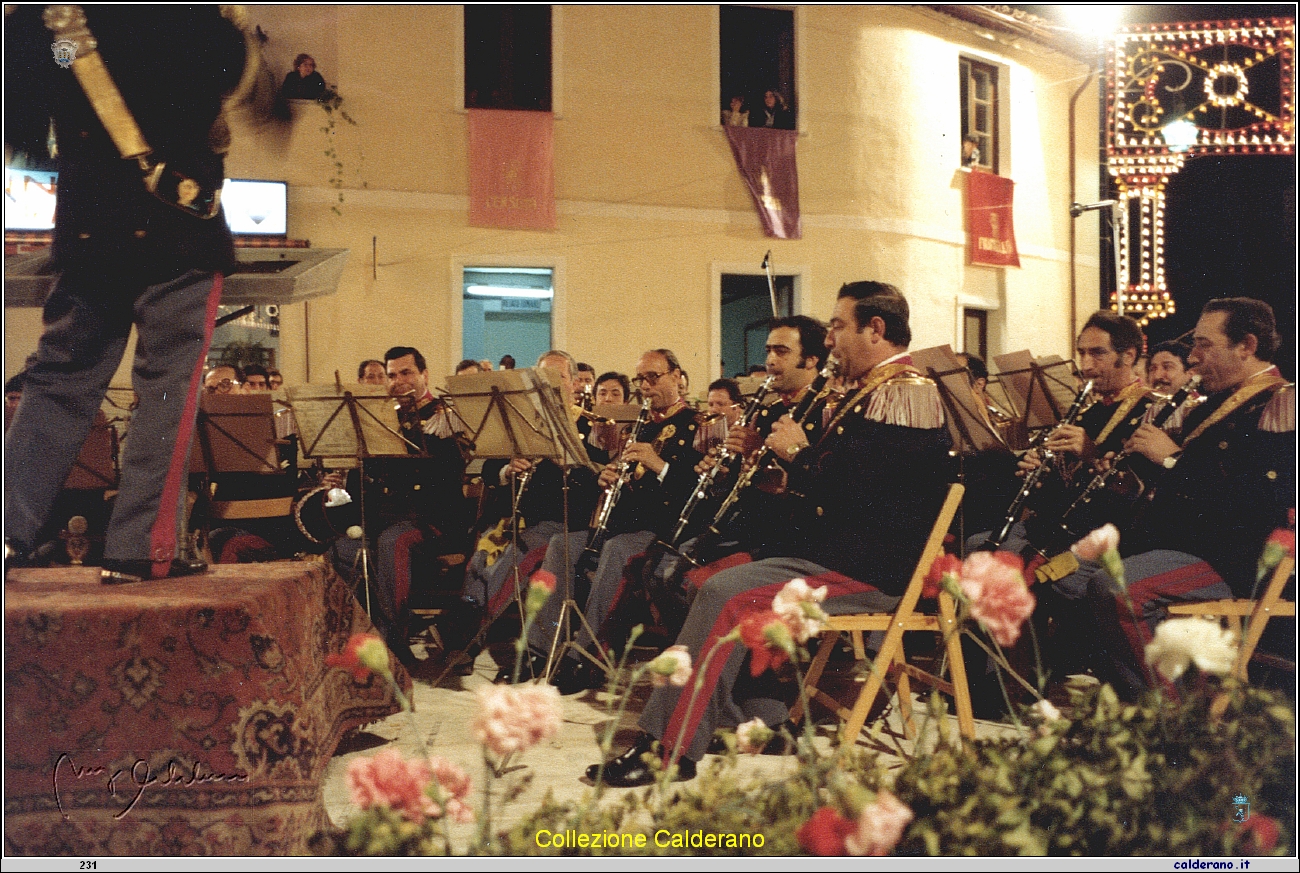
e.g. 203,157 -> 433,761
330,345 -> 470,665
523,349 -> 704,693
588,281 -> 952,787
460,350 -> 605,672
1071,298 -> 1294,699
971,312 -> 1160,680
620,316 -> 833,642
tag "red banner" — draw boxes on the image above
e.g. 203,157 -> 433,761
724,127 -> 801,240
966,170 -> 1020,267
468,109 -> 556,230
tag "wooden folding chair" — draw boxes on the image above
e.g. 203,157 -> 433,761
1167,555 -> 1295,682
792,483 -> 975,746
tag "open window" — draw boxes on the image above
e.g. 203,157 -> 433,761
719,5 -> 796,130
464,5 -> 552,111
960,57 -> 998,173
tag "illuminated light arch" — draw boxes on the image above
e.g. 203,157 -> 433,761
1106,18 -> 1294,326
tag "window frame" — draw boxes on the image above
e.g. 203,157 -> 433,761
960,56 -> 999,174
458,5 -> 560,115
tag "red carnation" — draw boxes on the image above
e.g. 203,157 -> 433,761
923,552 -> 962,599
326,633 -> 391,682
737,609 -> 794,676
797,805 -> 856,856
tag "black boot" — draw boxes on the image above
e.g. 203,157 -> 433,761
584,732 -> 696,787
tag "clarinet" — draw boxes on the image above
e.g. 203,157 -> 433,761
706,358 -> 840,535
1057,375 -> 1200,538
669,374 -> 777,546
574,397 -> 653,578
987,380 -> 1094,550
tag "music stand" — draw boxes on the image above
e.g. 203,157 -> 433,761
188,393 -> 285,561
288,382 -> 411,619
913,345 -> 1014,548
445,368 -> 604,682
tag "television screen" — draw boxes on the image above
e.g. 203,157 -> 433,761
4,167 -> 58,231
4,172 -> 289,236
221,178 -> 288,236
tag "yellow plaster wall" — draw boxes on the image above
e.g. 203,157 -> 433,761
4,5 -> 1100,390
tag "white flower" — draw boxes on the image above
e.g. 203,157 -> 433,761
735,717 -> 774,754
772,578 -> 829,644
1071,523 -> 1120,562
1144,616 -> 1238,682
648,644 -> 692,687
1030,699 -> 1063,723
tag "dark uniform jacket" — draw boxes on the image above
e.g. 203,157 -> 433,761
785,360 -> 952,595
609,404 -> 705,540
1025,381 -> 1159,551
6,6 -> 247,286
1127,376 -> 1294,597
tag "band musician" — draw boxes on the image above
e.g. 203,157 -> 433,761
587,281 -> 952,787
1076,297 -> 1294,699
525,349 -> 705,693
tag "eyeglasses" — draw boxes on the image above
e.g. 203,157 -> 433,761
632,370 -> 675,386
205,379 -> 240,393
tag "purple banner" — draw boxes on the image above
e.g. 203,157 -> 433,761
724,127 -> 802,240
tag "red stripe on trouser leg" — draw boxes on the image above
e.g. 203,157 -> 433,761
487,543 -> 549,621
1113,559 -> 1224,672
661,570 -> 869,763
392,528 -> 428,616
150,274 -> 223,579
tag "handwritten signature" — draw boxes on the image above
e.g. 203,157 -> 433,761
53,752 -> 249,820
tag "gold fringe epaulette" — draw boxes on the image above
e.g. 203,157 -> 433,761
1258,383 -> 1295,434
863,373 -> 946,430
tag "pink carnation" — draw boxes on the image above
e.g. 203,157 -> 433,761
649,644 -> 693,688
427,755 -> 475,823
844,791 -> 914,856
772,578 -> 830,644
346,749 -> 439,822
1071,523 -> 1121,562
958,552 -> 1036,648
472,684 -> 563,758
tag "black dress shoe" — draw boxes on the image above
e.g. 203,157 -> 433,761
551,657 -> 604,695
494,652 -> 547,685
584,732 -> 696,787
101,557 -> 209,584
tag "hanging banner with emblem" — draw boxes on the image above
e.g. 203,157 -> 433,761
468,109 -> 556,231
724,127 -> 801,240
966,169 -> 1020,268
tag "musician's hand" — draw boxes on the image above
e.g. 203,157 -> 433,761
1125,423 -> 1180,465
1044,423 -> 1089,458
724,423 -> 763,457
765,415 -> 809,461
621,441 -> 665,475
507,457 -> 534,476
694,448 -> 720,476
321,470 -> 346,490
1016,449 -> 1042,477
1093,452 -> 1117,474
599,463 -> 620,489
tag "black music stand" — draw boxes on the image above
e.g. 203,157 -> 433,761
288,381 -> 411,620
445,367 -> 603,682
913,345 -> 1013,550
188,393 -> 285,562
